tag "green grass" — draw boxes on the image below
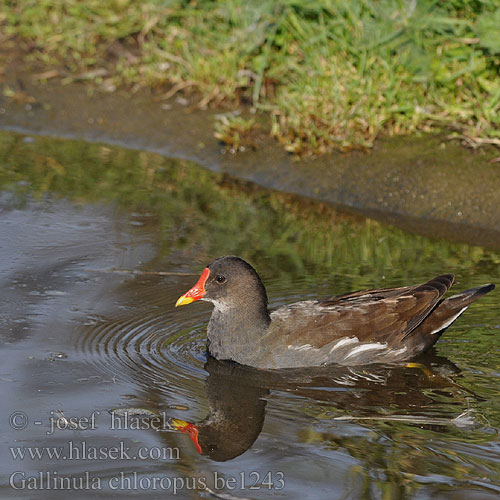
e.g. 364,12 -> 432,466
1,0 -> 500,154
1,129 -> 498,286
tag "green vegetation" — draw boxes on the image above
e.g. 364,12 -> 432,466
1,130 -> 498,290
2,1 -> 500,154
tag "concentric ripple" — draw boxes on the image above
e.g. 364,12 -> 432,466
75,277 -> 210,402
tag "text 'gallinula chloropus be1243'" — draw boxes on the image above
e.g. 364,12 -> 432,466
176,256 -> 495,369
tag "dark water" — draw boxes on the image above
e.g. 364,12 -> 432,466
0,130 -> 499,499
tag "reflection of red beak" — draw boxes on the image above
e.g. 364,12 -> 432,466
175,268 -> 210,307
171,418 -> 202,454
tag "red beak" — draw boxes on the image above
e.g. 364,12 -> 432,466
175,268 -> 210,307
171,418 -> 202,454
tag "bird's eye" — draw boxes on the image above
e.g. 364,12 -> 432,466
208,444 -> 217,452
215,274 -> 226,284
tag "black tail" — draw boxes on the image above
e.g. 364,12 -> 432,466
407,282 -> 495,355
444,282 -> 495,309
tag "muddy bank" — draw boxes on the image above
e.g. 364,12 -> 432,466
1,58 -> 499,249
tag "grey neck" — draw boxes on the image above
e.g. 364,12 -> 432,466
206,301 -> 271,363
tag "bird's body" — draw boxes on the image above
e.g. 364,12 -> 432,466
176,256 -> 494,369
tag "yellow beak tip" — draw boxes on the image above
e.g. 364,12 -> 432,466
171,418 -> 188,429
175,295 -> 194,307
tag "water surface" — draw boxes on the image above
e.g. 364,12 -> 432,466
0,131 -> 499,499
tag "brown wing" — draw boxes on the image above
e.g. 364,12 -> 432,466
271,275 -> 455,349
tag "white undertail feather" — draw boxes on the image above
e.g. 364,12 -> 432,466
430,306 -> 468,334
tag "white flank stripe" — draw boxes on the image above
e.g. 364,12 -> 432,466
344,343 -> 388,359
329,337 -> 359,353
288,343 -> 314,351
390,346 -> 408,357
430,307 -> 468,334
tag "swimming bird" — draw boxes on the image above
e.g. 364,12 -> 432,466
175,256 -> 494,369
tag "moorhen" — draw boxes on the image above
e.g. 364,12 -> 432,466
175,256 -> 494,369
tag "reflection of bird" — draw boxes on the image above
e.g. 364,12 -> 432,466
169,354 -> 476,461
176,256 -> 495,369
172,357 -> 268,461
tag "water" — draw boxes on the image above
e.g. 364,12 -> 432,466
0,130 -> 499,499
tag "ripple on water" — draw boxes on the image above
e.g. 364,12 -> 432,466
75,280 -> 210,401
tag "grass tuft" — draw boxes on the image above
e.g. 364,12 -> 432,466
1,0 -> 499,155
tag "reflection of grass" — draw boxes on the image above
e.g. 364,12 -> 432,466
2,1 -> 500,154
300,413 -> 500,497
1,130 -> 498,292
